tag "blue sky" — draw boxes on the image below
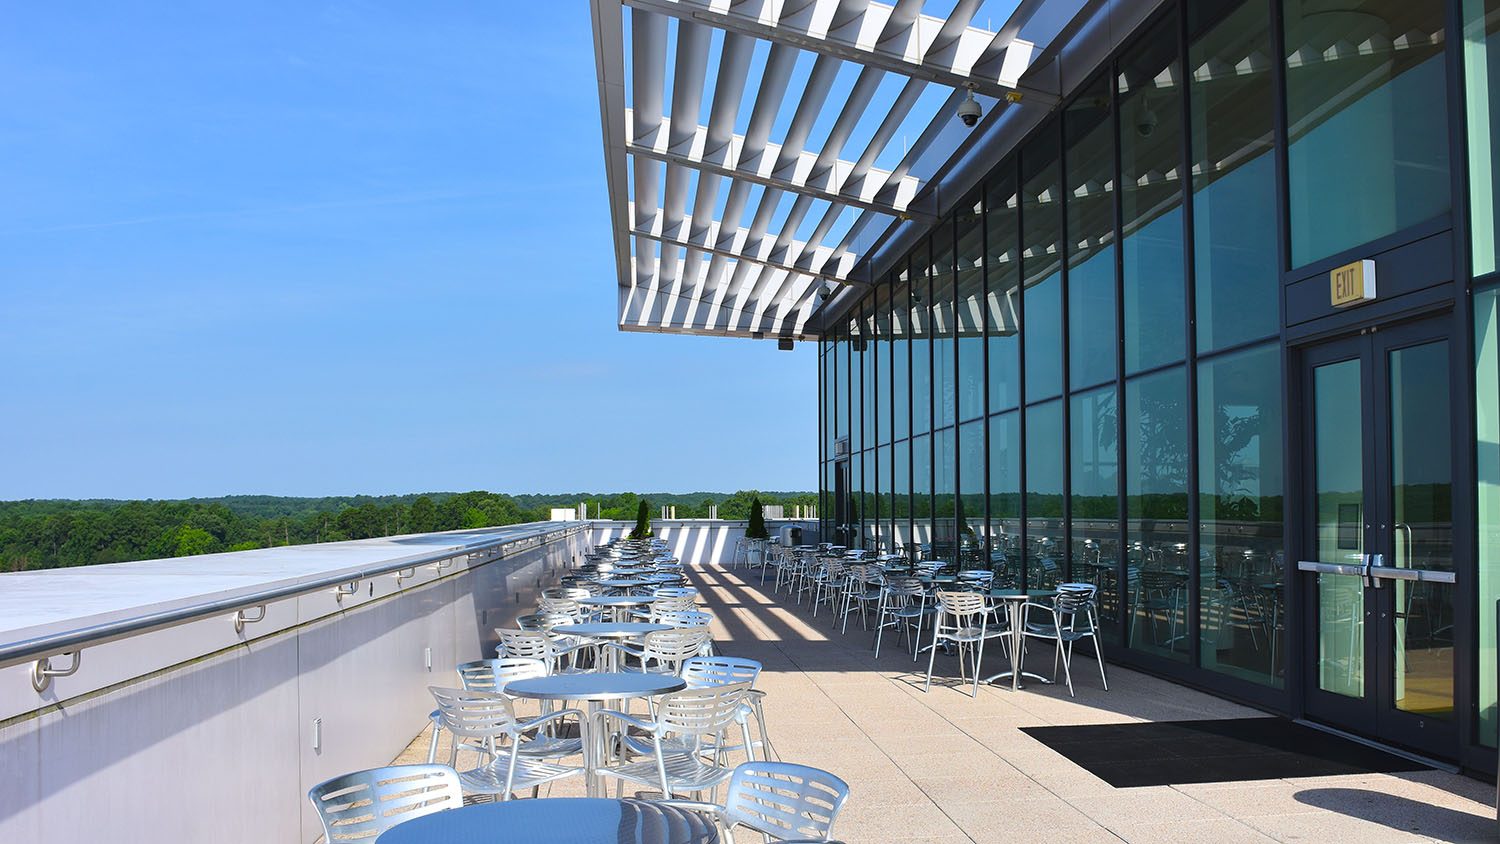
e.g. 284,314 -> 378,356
0,2 -> 815,500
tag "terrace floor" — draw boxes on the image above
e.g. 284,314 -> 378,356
395,561 -> 1497,843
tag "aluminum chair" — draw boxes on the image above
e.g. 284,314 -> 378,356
681,656 -> 777,762
427,656 -> 549,763
1021,584 -> 1108,696
924,590 -> 1007,697
308,764 -> 462,841
837,564 -> 884,633
593,682 -> 754,799
604,627 -> 712,674
660,761 -> 850,843
428,686 -> 586,800
496,628 -> 591,674
872,576 -> 931,660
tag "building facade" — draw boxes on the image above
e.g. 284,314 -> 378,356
816,0 -> 1500,771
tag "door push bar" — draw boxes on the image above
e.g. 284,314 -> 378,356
1297,555 -> 1457,587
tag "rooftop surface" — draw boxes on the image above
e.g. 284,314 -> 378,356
397,557 -> 1496,843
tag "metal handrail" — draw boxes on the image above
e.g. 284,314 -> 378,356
0,522 -> 586,677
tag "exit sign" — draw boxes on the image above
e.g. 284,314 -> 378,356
1330,259 -> 1376,308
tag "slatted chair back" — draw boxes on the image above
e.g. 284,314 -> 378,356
537,596 -> 583,618
496,629 -> 556,661
542,586 -> 590,601
648,609 -> 716,630
308,764 -> 462,841
641,627 -> 712,666
648,594 -> 697,614
455,657 -> 547,693
681,656 -> 761,689
652,586 -> 698,600
935,590 -> 989,627
721,761 -> 850,842
656,681 -> 751,737
428,686 -> 520,742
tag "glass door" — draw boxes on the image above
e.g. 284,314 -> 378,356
1298,319 -> 1459,758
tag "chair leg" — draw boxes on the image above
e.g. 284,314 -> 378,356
924,631 -> 939,692
1057,633 -> 1075,697
972,637 -> 986,698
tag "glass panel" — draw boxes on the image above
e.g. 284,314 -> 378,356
835,333 -> 848,443
864,302 -> 877,447
894,438 -> 912,552
959,419 -> 985,569
989,410 -> 1022,587
1070,386 -> 1120,639
1465,0 -> 1500,276
912,251 -> 932,436
851,448 -> 863,548
913,432 -> 932,554
858,311 -> 870,455
1067,75 -> 1118,390
823,340 -> 836,455
878,443 -> 892,552
1026,398 -> 1065,590
934,225 -> 957,429
1126,366 -> 1190,661
1476,286 -> 1500,745
1389,340 -> 1453,718
1190,0 -> 1278,353
877,285 -> 892,446
1284,0 -> 1450,267
935,427 -> 957,561
1314,358 -> 1365,698
958,194 -> 986,422
1023,123 -> 1064,402
863,448 -> 878,551
1119,13 -> 1186,375
987,168 -> 1022,413
893,273 -> 911,441
1198,343 -> 1286,687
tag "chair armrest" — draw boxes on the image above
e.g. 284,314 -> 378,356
592,708 -> 660,734
655,799 -> 722,814
513,707 -> 584,733
1020,601 -> 1056,613
599,642 -> 646,657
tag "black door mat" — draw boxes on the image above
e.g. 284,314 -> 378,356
1020,718 -> 1430,788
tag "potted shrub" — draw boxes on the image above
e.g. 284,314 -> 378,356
746,496 -> 769,565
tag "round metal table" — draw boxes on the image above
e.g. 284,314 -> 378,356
599,578 -> 649,592
374,797 -> 718,843
506,673 -> 687,797
983,589 -> 1059,691
551,623 -> 672,672
580,594 -> 656,622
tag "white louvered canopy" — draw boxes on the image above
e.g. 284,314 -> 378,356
589,0 -> 1093,339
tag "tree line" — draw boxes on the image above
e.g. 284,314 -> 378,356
0,490 -> 815,572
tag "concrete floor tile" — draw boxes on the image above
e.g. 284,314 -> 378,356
1109,817 -> 1277,843
1066,787 -> 1230,825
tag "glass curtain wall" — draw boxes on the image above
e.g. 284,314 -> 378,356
1191,0 -> 1285,688
1119,12 -> 1190,662
814,0 -> 1287,692
1022,123 -> 1066,590
987,167 -> 1023,584
1066,73 -> 1120,630
1284,0 -> 1450,267
1477,285 -> 1500,745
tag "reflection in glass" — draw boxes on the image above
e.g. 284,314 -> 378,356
876,285 -> 891,446
862,304 -> 876,448
1023,123 -> 1063,402
1390,340 -> 1453,718
935,427 -> 956,558
912,253 -> 932,436
934,224 -> 957,430
877,443 -> 892,552
1066,75 -> 1117,390
849,315 -> 863,454
1314,358 -> 1365,698
987,170 -> 1021,414
1070,387 -> 1120,641
1475,286 -> 1500,745
989,411 -> 1022,587
850,450 -> 863,549
1026,398 -> 1065,590
1126,366 -> 1190,661
913,432 -> 932,551
893,274 -> 910,442
957,194 -> 986,423
1190,0 -> 1277,353
959,419 -> 985,569
1198,344 -> 1285,687
1119,14 -> 1186,375
894,438 -> 911,550
1284,0 -> 1449,266
1465,0 -> 1500,276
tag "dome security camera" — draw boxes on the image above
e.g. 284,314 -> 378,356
957,90 -> 982,128
819,282 -> 833,301
1136,103 -> 1158,138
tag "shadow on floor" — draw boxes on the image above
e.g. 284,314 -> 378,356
1293,787 -> 1495,839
